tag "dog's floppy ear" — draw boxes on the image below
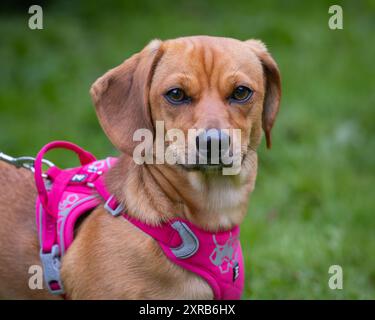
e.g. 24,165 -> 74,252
90,40 -> 164,154
246,40 -> 281,149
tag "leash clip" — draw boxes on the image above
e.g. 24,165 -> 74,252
40,244 -> 65,295
0,152 -> 54,177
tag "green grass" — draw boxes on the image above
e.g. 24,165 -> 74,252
0,0 -> 374,299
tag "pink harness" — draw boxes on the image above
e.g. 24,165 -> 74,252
34,141 -> 244,299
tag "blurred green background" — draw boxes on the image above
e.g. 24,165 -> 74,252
0,0 -> 374,299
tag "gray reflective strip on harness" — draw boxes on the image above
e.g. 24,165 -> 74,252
105,157 -> 113,169
58,195 -> 98,256
170,221 -> 199,259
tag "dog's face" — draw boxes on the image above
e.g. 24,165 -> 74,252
91,36 -> 281,174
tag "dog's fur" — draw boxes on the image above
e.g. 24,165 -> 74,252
0,36 -> 281,299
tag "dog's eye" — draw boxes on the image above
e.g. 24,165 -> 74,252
164,88 -> 189,105
230,86 -> 253,103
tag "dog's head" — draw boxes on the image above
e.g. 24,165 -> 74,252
91,36 -> 281,174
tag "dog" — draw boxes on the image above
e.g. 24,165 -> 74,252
0,36 -> 281,299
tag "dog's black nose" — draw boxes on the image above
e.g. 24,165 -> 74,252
196,129 -> 231,164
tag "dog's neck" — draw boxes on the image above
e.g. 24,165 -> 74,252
105,152 -> 257,231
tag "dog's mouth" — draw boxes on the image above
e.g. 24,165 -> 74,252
180,162 -> 233,172
178,153 -> 245,174
162,139 -> 247,175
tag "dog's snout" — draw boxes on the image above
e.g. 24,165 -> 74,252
196,129 -> 231,164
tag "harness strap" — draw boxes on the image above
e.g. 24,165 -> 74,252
93,177 -> 181,245
94,176 -> 200,261
46,168 -> 81,220
34,141 -> 96,295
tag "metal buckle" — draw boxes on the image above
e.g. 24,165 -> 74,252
104,195 -> 124,217
39,244 -> 64,295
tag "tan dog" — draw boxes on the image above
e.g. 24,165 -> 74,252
0,36 -> 281,299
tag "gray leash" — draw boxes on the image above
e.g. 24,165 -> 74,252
0,152 -> 55,177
